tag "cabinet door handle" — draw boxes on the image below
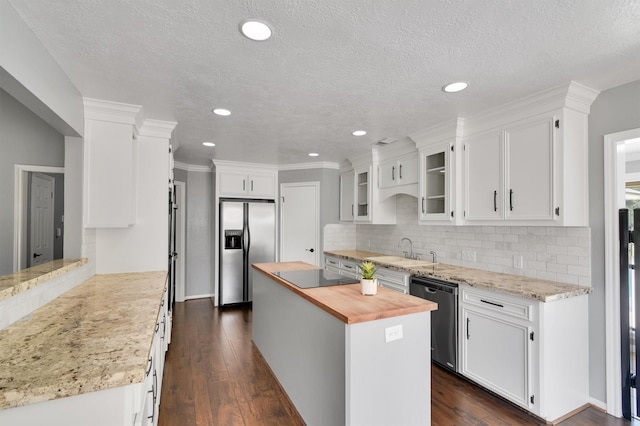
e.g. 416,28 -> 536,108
481,299 -> 504,308
399,164 -> 403,179
392,166 -> 395,181
493,190 -> 497,212
466,317 -> 470,339
251,180 -> 254,191
243,179 -> 246,191
351,204 -> 354,217
422,197 -> 426,214
509,189 -> 514,211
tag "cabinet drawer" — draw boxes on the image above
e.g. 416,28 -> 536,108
375,268 -> 408,285
379,280 -> 408,294
461,287 -> 534,322
325,257 -> 340,268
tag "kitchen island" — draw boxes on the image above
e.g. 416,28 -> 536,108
252,261 -> 437,426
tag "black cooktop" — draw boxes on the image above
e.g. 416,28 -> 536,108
273,269 -> 358,289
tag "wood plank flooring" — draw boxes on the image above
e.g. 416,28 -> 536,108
159,299 -> 631,426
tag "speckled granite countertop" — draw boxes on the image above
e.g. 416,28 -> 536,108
325,250 -> 591,302
0,271 -> 166,410
0,259 -> 88,302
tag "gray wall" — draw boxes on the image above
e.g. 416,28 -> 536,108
588,79 -> 640,403
175,168 -> 214,298
278,168 -> 340,264
0,88 -> 65,276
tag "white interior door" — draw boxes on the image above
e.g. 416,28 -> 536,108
29,173 -> 54,267
280,182 -> 319,265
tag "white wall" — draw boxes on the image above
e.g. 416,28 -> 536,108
588,79 -> 640,403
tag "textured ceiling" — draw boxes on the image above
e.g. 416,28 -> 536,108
7,0 -> 640,166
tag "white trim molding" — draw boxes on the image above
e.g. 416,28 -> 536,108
604,127 -> 640,418
174,161 -> 212,172
83,98 -> 142,124
278,162 -> 339,171
13,164 -> 65,272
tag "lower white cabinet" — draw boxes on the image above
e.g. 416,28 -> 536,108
458,285 -> 589,422
325,255 -> 359,279
375,267 -> 410,294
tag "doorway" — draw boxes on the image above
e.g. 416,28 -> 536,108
604,128 -> 640,419
279,182 -> 320,265
14,165 -> 64,272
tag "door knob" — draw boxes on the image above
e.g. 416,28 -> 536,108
305,248 -> 315,253
33,253 -> 42,258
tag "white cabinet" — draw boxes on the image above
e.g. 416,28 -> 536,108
218,170 -> 276,198
339,170 -> 355,222
460,294 -> 533,409
463,115 -> 554,222
458,284 -> 589,422
375,267 -> 410,294
419,142 -> 455,222
459,82 -> 598,226
83,98 -> 142,228
354,165 -> 372,222
378,153 -> 418,189
324,255 -> 359,279
412,118 -> 463,224
345,152 -> 396,224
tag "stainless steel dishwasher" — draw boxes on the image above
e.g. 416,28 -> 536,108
410,276 -> 458,372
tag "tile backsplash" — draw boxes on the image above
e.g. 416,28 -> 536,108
325,195 -> 591,286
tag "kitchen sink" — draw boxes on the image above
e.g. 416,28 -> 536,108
364,256 -> 407,263
364,256 -> 438,268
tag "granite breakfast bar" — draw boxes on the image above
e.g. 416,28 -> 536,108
252,261 -> 438,426
0,270 -> 169,426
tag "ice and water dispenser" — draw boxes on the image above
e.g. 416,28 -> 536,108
224,230 -> 243,249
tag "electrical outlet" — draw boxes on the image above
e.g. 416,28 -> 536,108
461,250 -> 476,262
513,255 -> 523,269
385,325 -> 403,343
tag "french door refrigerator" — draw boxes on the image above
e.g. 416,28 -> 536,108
219,199 -> 275,306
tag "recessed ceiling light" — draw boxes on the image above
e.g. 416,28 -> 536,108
239,19 -> 272,41
202,142 -> 216,147
308,152 -> 319,157
352,130 -> 367,136
442,81 -> 469,93
212,108 -> 231,116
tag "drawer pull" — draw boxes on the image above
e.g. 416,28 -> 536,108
481,299 -> 504,308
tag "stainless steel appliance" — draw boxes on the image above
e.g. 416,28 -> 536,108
410,276 -> 458,372
219,199 -> 276,306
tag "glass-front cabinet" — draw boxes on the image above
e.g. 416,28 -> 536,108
355,166 -> 371,221
419,142 -> 454,222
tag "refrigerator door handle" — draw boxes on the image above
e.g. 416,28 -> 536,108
243,203 -> 251,302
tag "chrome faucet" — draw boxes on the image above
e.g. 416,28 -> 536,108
399,237 -> 414,259
429,250 -> 438,263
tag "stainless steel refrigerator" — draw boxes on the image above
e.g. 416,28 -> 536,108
219,199 -> 276,306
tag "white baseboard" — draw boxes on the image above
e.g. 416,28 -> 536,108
184,293 -> 214,301
588,397 -> 607,413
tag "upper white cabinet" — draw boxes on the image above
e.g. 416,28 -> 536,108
376,139 -> 419,200
214,161 -> 277,199
461,82 -> 599,226
342,151 -> 396,224
412,119 -> 463,224
83,98 -> 142,228
339,169 -> 355,222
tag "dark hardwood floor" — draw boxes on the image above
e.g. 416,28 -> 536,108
159,299 -> 631,426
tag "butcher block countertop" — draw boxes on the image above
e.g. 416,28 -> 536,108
325,250 -> 591,303
0,271 -> 166,410
253,261 -> 437,324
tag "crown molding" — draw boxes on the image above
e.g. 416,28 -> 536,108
138,119 -> 177,139
211,159 -> 278,172
174,161 -> 212,172
411,118 -> 464,148
83,97 -> 142,124
278,161 -> 340,171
